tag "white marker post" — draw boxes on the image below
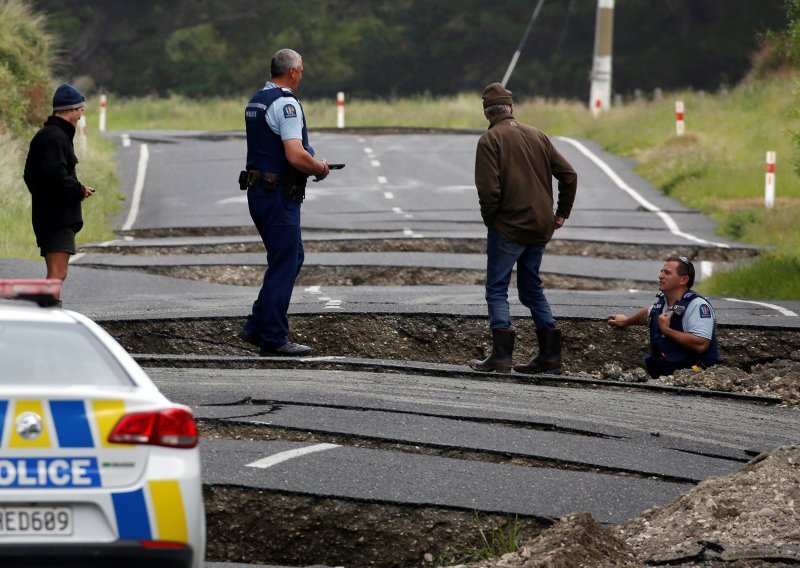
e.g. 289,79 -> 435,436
99,94 -> 107,132
336,92 -> 345,129
675,101 -> 685,136
77,115 -> 88,155
765,151 -> 776,209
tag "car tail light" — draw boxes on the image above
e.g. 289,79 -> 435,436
108,408 -> 199,448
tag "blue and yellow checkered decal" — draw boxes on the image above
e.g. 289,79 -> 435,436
0,401 -> 6,441
1,398 -> 189,542
113,482 -> 189,543
0,399 -> 130,489
0,399 -> 127,450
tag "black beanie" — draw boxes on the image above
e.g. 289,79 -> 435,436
52,83 -> 85,111
482,82 -> 513,108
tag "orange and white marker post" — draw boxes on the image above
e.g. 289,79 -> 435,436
99,94 -> 107,132
675,101 -> 685,136
765,151 -> 776,209
336,92 -> 345,129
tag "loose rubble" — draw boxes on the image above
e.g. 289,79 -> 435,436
446,445 -> 800,568
599,354 -> 800,407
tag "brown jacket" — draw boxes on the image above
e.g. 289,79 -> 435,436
475,113 -> 577,245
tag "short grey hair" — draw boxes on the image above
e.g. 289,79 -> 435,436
484,104 -> 511,116
270,49 -> 302,78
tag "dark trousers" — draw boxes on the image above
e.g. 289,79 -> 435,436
485,228 -> 555,330
244,186 -> 303,350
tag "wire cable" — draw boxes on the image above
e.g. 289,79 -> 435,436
501,0 -> 546,87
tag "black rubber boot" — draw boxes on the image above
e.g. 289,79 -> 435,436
468,328 -> 515,372
513,327 -> 562,375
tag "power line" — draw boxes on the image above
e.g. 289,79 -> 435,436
501,0 -> 546,88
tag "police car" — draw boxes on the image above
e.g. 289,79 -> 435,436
0,280 -> 205,567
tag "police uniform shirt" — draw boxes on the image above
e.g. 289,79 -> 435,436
263,82 -> 304,140
659,297 -> 715,340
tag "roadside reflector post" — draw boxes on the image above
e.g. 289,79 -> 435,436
77,115 -> 88,155
99,94 -> 107,132
675,101 -> 685,136
336,92 -> 345,129
765,151 -> 776,209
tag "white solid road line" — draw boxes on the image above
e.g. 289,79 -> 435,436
246,443 -> 340,469
556,137 -> 730,249
121,143 -> 149,232
723,297 -> 798,317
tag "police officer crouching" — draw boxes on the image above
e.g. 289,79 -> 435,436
607,256 -> 720,378
239,48 -> 330,356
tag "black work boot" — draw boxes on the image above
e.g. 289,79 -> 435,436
468,328 -> 515,372
513,327 -> 562,375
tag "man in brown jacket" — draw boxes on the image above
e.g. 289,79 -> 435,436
468,83 -> 577,374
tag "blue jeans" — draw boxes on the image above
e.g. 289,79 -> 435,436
244,186 -> 303,350
485,228 -> 555,331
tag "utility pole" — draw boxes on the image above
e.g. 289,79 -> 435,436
589,0 -> 614,116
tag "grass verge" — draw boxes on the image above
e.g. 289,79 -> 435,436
0,127 -> 122,260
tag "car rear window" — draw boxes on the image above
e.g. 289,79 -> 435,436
0,321 -> 134,386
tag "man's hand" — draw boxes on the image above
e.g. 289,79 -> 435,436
313,159 -> 329,182
554,215 -> 565,229
607,307 -> 648,328
657,310 -> 673,333
82,186 -> 95,200
607,314 -> 628,328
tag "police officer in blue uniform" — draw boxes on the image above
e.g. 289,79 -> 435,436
239,48 -> 330,356
607,256 -> 720,378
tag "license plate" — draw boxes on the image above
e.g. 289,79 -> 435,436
0,506 -> 73,536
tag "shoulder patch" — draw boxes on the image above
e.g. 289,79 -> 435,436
283,103 -> 298,118
699,304 -> 712,318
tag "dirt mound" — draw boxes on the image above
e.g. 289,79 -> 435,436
443,513 -> 640,568
621,444 -> 800,566
447,445 -> 800,567
663,358 -> 800,407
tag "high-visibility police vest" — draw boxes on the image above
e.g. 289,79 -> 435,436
244,86 -> 314,176
647,290 -> 720,366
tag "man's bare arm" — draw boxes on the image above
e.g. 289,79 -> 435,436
607,307 -> 648,328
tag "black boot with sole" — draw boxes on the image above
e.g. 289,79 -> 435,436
513,327 -> 562,375
468,328 -> 515,372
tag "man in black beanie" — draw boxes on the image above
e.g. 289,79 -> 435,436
24,83 -> 95,303
468,82 -> 578,374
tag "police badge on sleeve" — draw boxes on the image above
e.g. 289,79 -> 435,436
283,104 -> 297,118
699,304 -> 712,318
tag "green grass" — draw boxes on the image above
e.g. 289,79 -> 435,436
557,77 -> 800,300
702,252 -> 800,299
88,91 -> 588,132
436,515 -> 522,566
0,128 -> 122,260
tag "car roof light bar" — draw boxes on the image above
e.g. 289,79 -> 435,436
0,279 -> 63,307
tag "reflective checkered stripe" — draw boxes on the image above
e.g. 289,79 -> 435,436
0,398 -> 190,544
0,399 -> 128,452
112,481 -> 189,542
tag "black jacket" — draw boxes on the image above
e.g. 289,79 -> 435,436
24,115 -> 85,243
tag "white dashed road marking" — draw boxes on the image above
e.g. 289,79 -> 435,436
246,443 -> 340,469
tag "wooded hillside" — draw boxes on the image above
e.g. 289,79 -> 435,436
34,0 -> 786,100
